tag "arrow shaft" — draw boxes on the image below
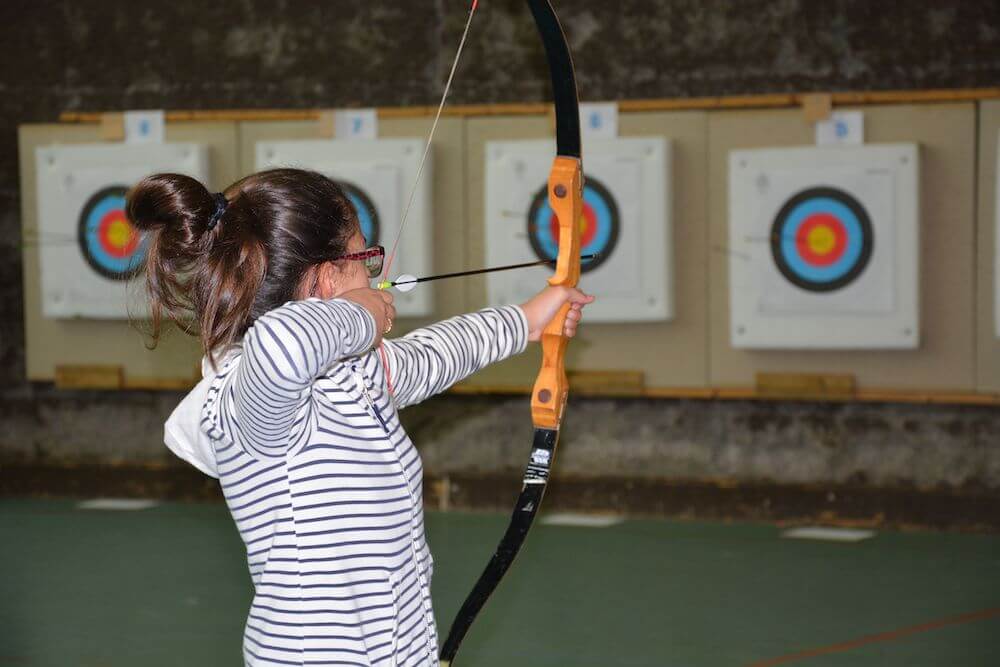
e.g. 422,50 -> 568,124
392,253 -> 597,286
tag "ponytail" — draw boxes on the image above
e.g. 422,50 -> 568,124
127,169 -> 355,366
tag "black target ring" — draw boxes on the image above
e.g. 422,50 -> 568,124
770,186 -> 874,293
77,185 -> 145,281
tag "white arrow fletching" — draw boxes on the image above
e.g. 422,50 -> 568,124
393,274 -> 418,292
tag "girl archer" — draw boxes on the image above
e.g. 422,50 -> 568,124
128,168 -> 593,666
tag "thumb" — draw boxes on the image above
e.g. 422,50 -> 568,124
564,287 -> 595,306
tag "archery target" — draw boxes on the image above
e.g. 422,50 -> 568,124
527,176 -> 618,273
256,139 -> 433,317
77,185 -> 147,281
35,143 -> 209,319
339,181 -> 380,245
485,137 -> 672,323
728,144 -> 919,349
770,186 -> 873,293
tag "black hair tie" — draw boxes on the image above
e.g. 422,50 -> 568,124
206,192 -> 228,231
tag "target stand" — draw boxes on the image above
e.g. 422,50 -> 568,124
35,143 -> 209,319
728,144 -> 919,349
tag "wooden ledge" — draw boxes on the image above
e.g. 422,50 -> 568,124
57,87 -> 1000,125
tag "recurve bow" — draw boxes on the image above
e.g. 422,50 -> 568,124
439,1 -> 583,663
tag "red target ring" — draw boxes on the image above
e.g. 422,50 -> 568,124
548,203 -> 598,248
795,213 -> 847,267
97,209 -> 140,259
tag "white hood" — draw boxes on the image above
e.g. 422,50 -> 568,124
163,350 -> 239,479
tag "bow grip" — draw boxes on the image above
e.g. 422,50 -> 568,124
530,156 -> 582,430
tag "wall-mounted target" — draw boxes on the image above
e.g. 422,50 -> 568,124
770,186 -> 873,293
77,185 -> 146,281
728,144 -> 918,349
485,137 -> 671,322
527,176 -> 619,273
339,181 -> 380,245
35,142 -> 208,319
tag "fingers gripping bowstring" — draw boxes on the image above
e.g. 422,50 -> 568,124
381,0 -> 479,282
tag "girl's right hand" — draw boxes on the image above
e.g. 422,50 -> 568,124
340,288 -> 396,344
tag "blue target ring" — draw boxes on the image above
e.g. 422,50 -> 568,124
527,177 -> 618,272
77,185 -> 147,281
771,187 -> 873,293
339,181 -> 380,245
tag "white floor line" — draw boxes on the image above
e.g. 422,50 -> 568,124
541,513 -> 624,528
76,498 -> 161,511
782,526 -> 876,542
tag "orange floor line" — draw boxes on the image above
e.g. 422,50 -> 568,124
745,607 -> 1000,667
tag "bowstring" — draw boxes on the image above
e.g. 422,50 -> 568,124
378,1 -> 478,398
380,0 -> 479,282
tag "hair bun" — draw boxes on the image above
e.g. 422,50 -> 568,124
126,173 -> 215,237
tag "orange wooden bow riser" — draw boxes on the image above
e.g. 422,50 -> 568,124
530,155 -> 582,430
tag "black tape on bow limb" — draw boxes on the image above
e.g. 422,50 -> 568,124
439,428 -> 559,663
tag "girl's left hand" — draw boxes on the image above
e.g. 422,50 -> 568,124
520,286 -> 595,342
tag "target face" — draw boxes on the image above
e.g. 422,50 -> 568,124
339,181 -> 380,245
527,177 -> 619,273
770,186 -> 874,292
77,185 -> 146,281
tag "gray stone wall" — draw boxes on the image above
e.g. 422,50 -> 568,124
2,1 -> 1000,490
4,389 -> 999,491
409,395 -> 1000,491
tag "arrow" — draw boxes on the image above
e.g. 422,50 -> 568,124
378,253 -> 599,292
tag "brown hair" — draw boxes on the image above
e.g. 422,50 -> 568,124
127,168 -> 358,365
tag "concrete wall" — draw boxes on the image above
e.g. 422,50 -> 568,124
3,1 -> 1000,491
4,388 -> 999,492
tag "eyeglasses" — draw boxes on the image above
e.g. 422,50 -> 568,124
334,245 -> 385,278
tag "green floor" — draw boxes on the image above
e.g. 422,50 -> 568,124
1,499 -> 998,666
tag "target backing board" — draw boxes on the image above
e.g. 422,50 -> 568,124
995,133 -> 1000,338
35,143 -> 209,319
256,139 -> 432,317
728,144 -> 919,349
484,138 -> 671,322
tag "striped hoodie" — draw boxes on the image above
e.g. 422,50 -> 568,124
189,298 -> 527,666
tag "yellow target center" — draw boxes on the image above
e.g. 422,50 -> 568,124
806,225 -> 836,255
106,216 -> 134,249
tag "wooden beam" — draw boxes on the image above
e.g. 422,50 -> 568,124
800,93 -> 833,122
756,372 -> 855,400
54,364 -> 123,390
122,377 -> 198,391
451,380 -> 1000,406
568,370 -> 645,397
44,368 -> 1000,406
57,87 -> 1000,125
98,112 -> 125,141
